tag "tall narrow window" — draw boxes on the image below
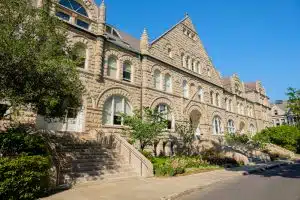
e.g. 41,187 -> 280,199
197,62 -> 201,74
181,53 -> 185,67
198,87 -> 203,102
186,56 -> 190,70
213,116 -> 222,135
210,91 -> 214,105
123,61 -> 131,81
191,59 -> 195,71
229,99 -> 233,112
207,67 -> 211,77
164,74 -> 172,93
157,104 -> 172,129
249,124 -> 256,135
107,56 -> 117,78
216,93 -> 220,107
227,120 -> 235,134
154,69 -> 161,90
183,80 -> 189,98
72,42 -> 87,69
103,96 -> 132,125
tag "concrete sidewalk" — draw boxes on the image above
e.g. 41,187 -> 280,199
43,161 -> 291,200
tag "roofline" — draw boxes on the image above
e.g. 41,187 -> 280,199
150,16 -> 189,45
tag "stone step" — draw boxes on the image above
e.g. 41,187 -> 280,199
73,171 -> 139,183
71,170 -> 139,181
72,160 -> 128,167
71,157 -> 126,163
70,154 -> 123,160
72,164 -> 134,173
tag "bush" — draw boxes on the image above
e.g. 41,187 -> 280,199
152,157 -> 185,176
201,149 -> 240,166
140,150 -> 153,160
253,126 -> 300,153
225,133 -> 250,146
0,155 -> 51,200
0,126 -> 49,157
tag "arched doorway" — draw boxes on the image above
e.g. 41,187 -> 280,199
239,122 -> 246,134
189,110 -> 201,139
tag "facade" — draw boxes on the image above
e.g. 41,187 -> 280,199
271,100 -> 297,126
35,0 -> 272,142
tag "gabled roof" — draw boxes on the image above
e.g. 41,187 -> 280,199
150,15 -> 189,45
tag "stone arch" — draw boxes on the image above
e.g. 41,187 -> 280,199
119,55 -> 137,82
96,87 -> 135,110
150,97 -> 178,119
186,104 -> 207,125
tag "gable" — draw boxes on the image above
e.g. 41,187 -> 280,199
149,16 -> 222,86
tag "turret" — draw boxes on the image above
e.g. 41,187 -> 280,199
98,0 -> 106,35
140,28 -> 149,55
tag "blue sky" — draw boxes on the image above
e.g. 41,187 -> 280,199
96,0 -> 300,101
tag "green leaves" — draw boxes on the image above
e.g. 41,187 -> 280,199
0,0 -> 84,118
286,87 -> 300,126
122,107 -> 168,150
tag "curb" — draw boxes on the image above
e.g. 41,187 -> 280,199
162,161 -> 294,200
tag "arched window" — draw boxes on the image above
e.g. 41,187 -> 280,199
156,104 -> 173,129
227,120 -> 235,134
216,93 -> 220,107
207,67 -> 211,77
213,116 -> 222,135
103,96 -> 131,125
107,56 -> 117,78
183,80 -> 189,98
123,61 -> 131,81
249,124 -> 256,135
186,56 -> 190,70
71,42 -> 87,69
197,62 -> 201,74
198,87 -> 203,102
58,0 -> 89,29
154,69 -> 161,90
181,53 -> 185,67
164,74 -> 172,93
229,99 -> 233,112
210,91 -> 214,105
191,59 -> 195,71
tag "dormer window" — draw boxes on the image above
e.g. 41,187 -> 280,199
106,25 -> 121,39
168,48 -> 173,58
57,0 -> 90,30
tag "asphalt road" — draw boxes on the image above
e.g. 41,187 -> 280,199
180,163 -> 300,200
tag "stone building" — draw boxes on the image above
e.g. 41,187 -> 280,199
34,0 -> 272,144
271,100 -> 297,126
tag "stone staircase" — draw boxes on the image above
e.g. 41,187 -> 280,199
48,133 -> 140,185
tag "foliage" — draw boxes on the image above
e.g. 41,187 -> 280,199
253,125 -> 300,153
0,125 -> 49,157
140,150 -> 153,160
151,156 -> 221,177
0,0 -> 84,118
225,133 -> 250,145
123,107 -> 168,151
0,155 -> 51,200
175,121 -> 195,155
286,87 -> 300,126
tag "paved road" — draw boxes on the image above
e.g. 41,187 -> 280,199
180,163 -> 300,200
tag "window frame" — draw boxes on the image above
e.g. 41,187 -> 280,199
107,56 -> 118,79
122,61 -> 132,82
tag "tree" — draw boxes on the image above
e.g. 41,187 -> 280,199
0,0 -> 84,118
175,121 -> 195,155
122,107 -> 168,151
286,87 -> 300,126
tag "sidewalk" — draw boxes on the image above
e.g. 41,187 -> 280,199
43,161 -> 291,200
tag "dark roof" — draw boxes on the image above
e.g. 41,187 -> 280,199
245,82 -> 256,92
118,30 -> 140,52
275,100 -> 289,112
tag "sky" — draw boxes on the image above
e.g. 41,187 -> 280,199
96,0 -> 300,102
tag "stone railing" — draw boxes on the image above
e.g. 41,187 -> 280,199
112,133 -> 154,177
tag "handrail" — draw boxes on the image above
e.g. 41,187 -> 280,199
112,133 -> 153,177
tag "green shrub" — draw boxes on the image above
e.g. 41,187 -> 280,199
0,155 -> 51,200
253,125 -> 300,153
225,133 -> 250,145
140,150 -> 153,160
0,126 -> 49,157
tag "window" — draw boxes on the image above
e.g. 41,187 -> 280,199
191,59 -> 195,71
123,61 -> 131,81
181,53 -> 185,67
274,110 -> 278,115
227,120 -> 235,134
207,67 -> 211,77
197,62 -> 201,74
213,116 -> 222,135
76,19 -> 89,29
229,99 -> 233,112
59,0 -> 88,16
183,80 -> 189,98
210,91 -> 214,105
216,93 -> 220,107
186,56 -> 190,70
72,42 -> 87,69
164,74 -> 172,93
198,87 -> 203,102
103,96 -> 131,125
168,48 -> 173,58
56,11 -> 70,21
107,56 -> 117,78
154,69 -> 161,90
156,104 -> 172,129
249,124 -> 256,135
240,104 -> 244,115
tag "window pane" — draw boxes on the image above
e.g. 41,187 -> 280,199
56,11 -> 70,21
76,19 -> 89,29
108,57 -> 117,78
114,96 -> 123,114
59,0 -> 88,17
123,63 -> 131,81
125,101 -> 131,115
165,74 -> 171,92
103,97 -> 112,125
154,70 -> 161,89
